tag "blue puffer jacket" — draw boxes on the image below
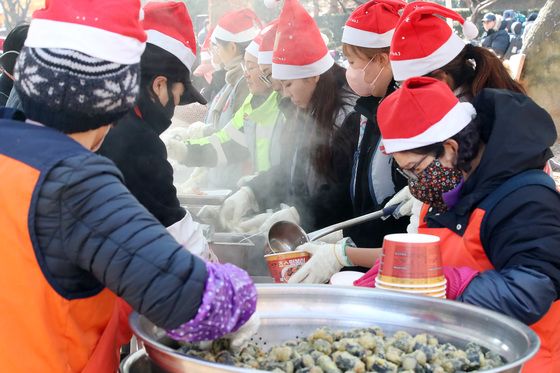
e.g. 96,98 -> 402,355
35,141 -> 207,330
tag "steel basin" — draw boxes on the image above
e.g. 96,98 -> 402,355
130,284 -> 539,373
209,233 -> 270,277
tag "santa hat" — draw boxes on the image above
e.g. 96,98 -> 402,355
390,1 -> 479,81
378,77 -> 476,154
342,0 -> 406,48
246,32 -> 263,58
24,0 -> 146,64
200,27 -> 215,62
258,20 -> 278,65
212,8 -> 261,43
272,0 -> 334,80
143,1 -> 197,72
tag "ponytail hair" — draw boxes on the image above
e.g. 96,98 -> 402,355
437,44 -> 525,99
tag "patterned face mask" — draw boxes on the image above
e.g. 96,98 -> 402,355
408,159 -> 463,212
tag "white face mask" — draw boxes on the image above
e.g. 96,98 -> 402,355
345,58 -> 385,97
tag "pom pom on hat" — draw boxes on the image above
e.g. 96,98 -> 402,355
264,0 -> 281,9
462,19 -> 479,40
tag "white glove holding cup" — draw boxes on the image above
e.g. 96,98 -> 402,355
288,238 -> 353,284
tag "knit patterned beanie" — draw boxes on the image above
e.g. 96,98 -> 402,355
15,47 -> 140,133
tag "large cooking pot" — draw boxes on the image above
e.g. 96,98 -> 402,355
130,284 -> 539,373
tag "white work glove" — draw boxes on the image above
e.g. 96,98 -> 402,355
385,186 -> 417,218
166,212 -> 218,262
220,187 -> 259,231
407,198 -> 423,234
236,212 -> 273,233
288,238 -> 354,284
319,230 -> 343,244
258,205 -> 300,234
166,138 -> 189,164
196,205 -> 221,226
237,173 -> 259,188
184,121 -> 209,139
177,167 -> 208,194
227,313 -> 261,352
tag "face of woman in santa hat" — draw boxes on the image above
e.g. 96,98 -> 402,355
212,40 -> 241,67
345,50 -> 393,98
280,76 -> 319,109
242,52 -> 271,95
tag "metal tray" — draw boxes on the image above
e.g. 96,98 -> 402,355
209,233 -> 270,277
177,189 -> 232,206
130,285 -> 539,373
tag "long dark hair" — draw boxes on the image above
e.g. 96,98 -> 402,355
307,63 -> 354,180
433,44 -> 525,99
410,116 -> 483,174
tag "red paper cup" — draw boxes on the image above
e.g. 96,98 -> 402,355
375,278 -> 446,293
264,251 -> 310,283
375,276 -> 447,289
379,233 -> 443,285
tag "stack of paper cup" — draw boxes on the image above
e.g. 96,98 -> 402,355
375,233 -> 446,299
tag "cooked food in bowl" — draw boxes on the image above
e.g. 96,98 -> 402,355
177,326 -> 505,372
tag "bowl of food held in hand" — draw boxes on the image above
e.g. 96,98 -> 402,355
130,284 -> 540,373
264,251 -> 310,283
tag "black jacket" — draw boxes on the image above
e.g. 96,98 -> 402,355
481,29 -> 510,58
98,95 -> 185,227
249,103 -> 360,231
344,92 -> 409,247
424,89 -> 560,324
0,117 -> 206,331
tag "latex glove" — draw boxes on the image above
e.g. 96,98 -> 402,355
258,206 -> 300,234
353,261 -> 479,300
319,230 -> 343,244
166,212 -> 217,262
237,173 -> 259,188
288,238 -> 353,284
385,186 -> 417,219
178,167 -> 208,194
227,313 -> 261,352
166,138 -> 188,163
220,187 -> 259,231
236,212 -> 272,233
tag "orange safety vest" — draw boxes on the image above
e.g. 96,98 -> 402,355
418,170 -> 560,372
0,119 -> 131,372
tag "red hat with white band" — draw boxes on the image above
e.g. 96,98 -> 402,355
143,1 -> 196,72
257,21 -> 278,65
272,0 -> 334,80
24,0 -> 146,64
378,77 -> 476,154
212,8 -> 262,44
342,0 -> 406,48
246,32 -> 264,58
390,1 -> 479,81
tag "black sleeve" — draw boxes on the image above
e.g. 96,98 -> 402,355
491,32 -> 510,57
300,111 -> 361,230
248,163 -> 291,211
126,134 -> 186,227
54,154 -> 207,330
461,185 -> 560,324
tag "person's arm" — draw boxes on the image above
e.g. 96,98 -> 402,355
492,32 -> 510,57
459,186 -> 560,324
49,153 -> 255,335
346,247 -> 381,268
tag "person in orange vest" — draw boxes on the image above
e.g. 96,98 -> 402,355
361,77 -> 560,371
0,1 -> 257,372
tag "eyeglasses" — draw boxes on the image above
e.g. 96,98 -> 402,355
396,154 -> 432,181
241,62 -> 259,74
259,72 -> 272,87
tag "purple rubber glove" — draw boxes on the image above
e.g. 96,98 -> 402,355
443,266 -> 479,300
166,262 -> 257,342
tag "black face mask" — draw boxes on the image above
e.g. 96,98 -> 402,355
160,83 -> 176,120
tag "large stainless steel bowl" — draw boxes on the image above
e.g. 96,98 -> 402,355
130,285 -> 539,373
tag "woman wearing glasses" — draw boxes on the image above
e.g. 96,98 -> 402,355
170,26 -> 284,188
220,0 -> 360,234
372,77 -> 560,372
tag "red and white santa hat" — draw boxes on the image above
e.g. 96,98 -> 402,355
258,21 -> 279,65
212,8 -> 262,44
272,0 -> 334,80
24,0 -> 146,65
378,77 -> 476,154
390,1 -> 479,81
342,0 -> 406,48
246,31 -> 264,58
200,27 -> 215,62
142,1 -> 197,72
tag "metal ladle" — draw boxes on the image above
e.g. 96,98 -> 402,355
266,204 -> 399,253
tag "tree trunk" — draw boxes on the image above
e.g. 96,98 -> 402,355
521,0 -> 560,138
0,0 -> 32,29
